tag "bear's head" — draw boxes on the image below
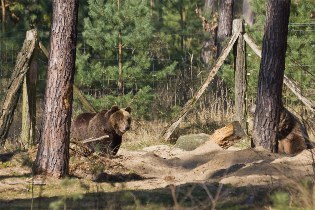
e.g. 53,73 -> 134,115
106,105 -> 132,136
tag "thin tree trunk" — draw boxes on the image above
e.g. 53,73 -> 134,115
252,0 -> 291,152
217,0 -> 233,57
34,0 -> 79,178
117,0 -> 123,94
1,0 -> 5,32
150,0 -> 154,16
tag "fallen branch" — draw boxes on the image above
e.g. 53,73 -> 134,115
81,135 -> 109,144
70,135 -> 109,157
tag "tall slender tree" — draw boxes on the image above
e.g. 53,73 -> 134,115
34,0 -> 79,177
217,0 -> 233,57
252,0 -> 291,152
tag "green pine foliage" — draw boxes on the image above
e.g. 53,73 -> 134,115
76,0 -> 179,118
77,0 -> 154,117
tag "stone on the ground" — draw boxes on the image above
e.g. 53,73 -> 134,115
175,133 -> 211,151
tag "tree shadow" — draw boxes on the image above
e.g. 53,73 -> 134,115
0,173 -> 32,181
0,152 -> 16,162
0,181 -> 282,210
93,172 -> 148,183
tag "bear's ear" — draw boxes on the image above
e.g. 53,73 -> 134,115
110,105 -> 120,112
125,107 -> 131,113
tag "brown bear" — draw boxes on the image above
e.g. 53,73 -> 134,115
249,105 -> 313,154
277,108 -> 313,154
71,106 -> 131,155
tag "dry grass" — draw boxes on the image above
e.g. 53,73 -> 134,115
123,120 -> 168,150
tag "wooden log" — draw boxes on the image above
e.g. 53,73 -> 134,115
244,33 -> 315,113
161,26 -> 242,141
70,135 -> 109,156
0,30 -> 38,145
38,41 -> 97,113
211,121 -> 245,149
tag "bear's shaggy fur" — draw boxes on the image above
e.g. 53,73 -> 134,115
71,106 -> 131,155
277,108 -> 312,154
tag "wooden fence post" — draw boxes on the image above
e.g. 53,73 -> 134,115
233,19 -> 248,133
21,48 -> 38,148
0,30 -> 38,146
161,26 -> 242,141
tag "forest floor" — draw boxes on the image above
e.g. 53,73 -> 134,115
0,137 -> 315,209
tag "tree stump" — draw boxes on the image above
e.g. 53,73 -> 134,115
211,121 -> 246,149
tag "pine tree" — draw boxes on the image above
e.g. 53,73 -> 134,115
78,0 -> 153,94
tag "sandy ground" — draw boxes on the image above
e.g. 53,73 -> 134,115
0,138 -> 314,209
113,140 -> 315,190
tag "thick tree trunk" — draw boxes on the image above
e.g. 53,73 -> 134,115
217,0 -> 233,57
0,30 -> 37,146
252,0 -> 291,152
34,0 -> 79,178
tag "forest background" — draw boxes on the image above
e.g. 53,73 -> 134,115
0,0 -> 314,138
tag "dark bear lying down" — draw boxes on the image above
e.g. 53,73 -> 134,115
71,105 -> 131,155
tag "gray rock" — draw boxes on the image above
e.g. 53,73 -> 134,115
175,133 -> 210,151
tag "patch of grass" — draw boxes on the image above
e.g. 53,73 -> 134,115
122,120 -> 167,150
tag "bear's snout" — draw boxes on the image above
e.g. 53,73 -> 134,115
120,125 -> 130,134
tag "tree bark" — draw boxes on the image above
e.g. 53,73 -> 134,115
0,30 -> 38,146
34,0 -> 79,178
252,0 -> 291,152
217,0 -> 233,57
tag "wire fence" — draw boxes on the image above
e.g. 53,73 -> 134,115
0,23 -> 314,124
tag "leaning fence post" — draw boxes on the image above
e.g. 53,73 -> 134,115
161,24 -> 241,141
0,29 -> 38,146
21,44 -> 38,148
